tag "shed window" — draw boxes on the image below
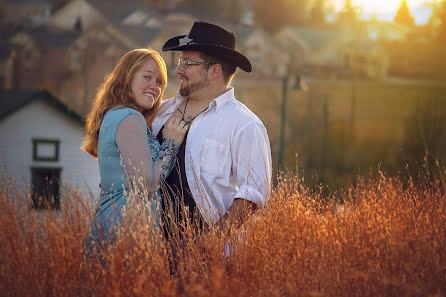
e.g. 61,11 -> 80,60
33,139 -> 59,161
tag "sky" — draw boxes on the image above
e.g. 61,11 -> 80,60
328,0 -> 436,24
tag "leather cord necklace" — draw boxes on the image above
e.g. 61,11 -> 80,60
176,97 -> 208,125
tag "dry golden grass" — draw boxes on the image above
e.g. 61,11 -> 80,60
0,170 -> 445,297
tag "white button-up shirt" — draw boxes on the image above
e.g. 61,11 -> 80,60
152,87 -> 272,224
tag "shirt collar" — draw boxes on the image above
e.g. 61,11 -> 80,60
173,86 -> 235,111
209,87 -> 235,112
170,87 -> 235,113
172,92 -> 183,104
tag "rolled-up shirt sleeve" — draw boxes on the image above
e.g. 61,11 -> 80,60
231,120 -> 272,206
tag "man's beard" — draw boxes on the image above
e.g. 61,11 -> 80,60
179,71 -> 209,97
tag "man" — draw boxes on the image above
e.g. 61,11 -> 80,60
152,21 -> 271,237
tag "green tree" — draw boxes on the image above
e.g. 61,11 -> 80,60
394,0 -> 415,26
253,0 -> 310,33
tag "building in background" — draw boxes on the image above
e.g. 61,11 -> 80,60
0,90 -> 100,209
6,25 -> 80,90
2,0 -> 52,27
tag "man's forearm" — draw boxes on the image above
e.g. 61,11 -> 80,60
217,198 -> 257,236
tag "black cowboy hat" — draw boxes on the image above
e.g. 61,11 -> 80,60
162,21 -> 252,73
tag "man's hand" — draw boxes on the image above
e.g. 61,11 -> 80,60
217,198 -> 257,237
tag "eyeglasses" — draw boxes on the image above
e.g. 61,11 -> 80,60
177,58 -> 215,70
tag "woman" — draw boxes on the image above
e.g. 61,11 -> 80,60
82,48 -> 188,253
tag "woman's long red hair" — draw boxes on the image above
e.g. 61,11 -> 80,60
81,48 -> 167,159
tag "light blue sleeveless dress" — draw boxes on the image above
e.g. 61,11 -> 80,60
84,107 -> 179,254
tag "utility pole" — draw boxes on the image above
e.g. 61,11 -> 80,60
278,75 -> 288,169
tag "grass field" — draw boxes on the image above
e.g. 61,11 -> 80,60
1,167 -> 445,297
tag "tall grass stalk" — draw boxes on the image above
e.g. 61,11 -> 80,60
1,169 -> 445,297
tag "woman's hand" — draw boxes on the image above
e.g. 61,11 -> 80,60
162,117 -> 189,144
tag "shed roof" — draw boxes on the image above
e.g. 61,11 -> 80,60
0,90 -> 83,124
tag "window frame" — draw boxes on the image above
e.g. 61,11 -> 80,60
32,138 -> 60,162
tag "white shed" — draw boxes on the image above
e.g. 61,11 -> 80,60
0,90 -> 99,209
